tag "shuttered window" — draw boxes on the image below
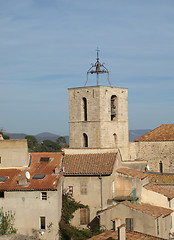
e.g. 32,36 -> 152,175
126,218 -> 133,231
80,182 -> 87,195
80,208 -> 90,225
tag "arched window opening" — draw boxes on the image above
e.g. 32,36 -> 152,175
159,161 -> 163,173
113,133 -> 117,147
82,98 -> 87,121
111,95 -> 117,121
83,133 -> 88,147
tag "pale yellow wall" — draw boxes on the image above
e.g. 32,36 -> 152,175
68,86 -> 129,160
113,173 -> 148,201
130,141 -> 174,173
63,174 -> 114,228
0,139 -> 29,168
141,187 -> 174,233
0,188 -> 61,240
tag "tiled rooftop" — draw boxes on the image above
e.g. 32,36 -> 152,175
148,173 -> 174,186
0,152 -> 63,191
144,183 -> 174,199
122,201 -> 172,218
116,168 -> 148,180
63,152 -> 117,175
135,124 -> 174,142
88,230 -> 163,240
97,201 -> 172,218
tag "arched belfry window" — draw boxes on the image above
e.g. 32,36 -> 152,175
82,98 -> 87,121
83,133 -> 88,147
111,95 -> 117,121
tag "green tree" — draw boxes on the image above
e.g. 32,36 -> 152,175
59,193 -> 101,240
25,135 -> 39,152
0,129 -> 10,140
39,140 -> 61,152
0,208 -> 16,235
57,136 -> 66,145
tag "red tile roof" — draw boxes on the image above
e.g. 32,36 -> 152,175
63,153 -> 117,175
122,201 -> 172,218
0,152 -> 63,191
135,124 -> 174,142
148,173 -> 174,186
144,183 -> 174,199
116,168 -> 148,180
98,201 -> 172,218
88,230 -> 163,240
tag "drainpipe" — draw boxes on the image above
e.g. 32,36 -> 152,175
99,175 -> 103,210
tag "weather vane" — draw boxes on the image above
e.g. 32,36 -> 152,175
85,48 -> 111,86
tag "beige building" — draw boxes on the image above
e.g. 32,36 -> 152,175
0,152 -> 63,240
62,150 -> 121,228
130,124 -> 174,173
98,201 -> 172,239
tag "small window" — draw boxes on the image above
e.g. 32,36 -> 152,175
32,174 -> 45,180
157,218 -> 159,235
40,216 -> 46,230
112,220 -> 116,231
0,177 -> 8,182
80,182 -> 87,195
83,133 -> 88,147
82,97 -> 87,121
40,157 -> 50,162
80,208 -> 90,225
159,161 -> 163,173
126,218 -> 133,231
0,192 -> 4,198
111,95 -> 117,121
41,192 -> 47,200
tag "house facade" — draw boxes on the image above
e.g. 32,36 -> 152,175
0,152 -> 63,240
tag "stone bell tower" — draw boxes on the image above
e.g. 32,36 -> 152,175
68,49 -> 129,160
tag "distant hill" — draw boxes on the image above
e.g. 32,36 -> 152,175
5,129 -> 151,143
129,129 -> 151,142
5,132 -> 69,144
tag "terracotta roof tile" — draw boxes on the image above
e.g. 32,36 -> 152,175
122,201 -> 172,218
144,183 -> 174,199
63,153 -> 117,175
116,168 -> 148,180
88,230 -> 163,240
0,152 -> 63,191
135,124 -> 174,142
148,173 -> 174,186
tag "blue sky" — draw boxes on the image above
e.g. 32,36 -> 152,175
0,0 -> 174,135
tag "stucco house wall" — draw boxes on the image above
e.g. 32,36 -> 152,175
141,187 -> 174,233
113,173 -> 148,201
99,203 -> 171,239
0,188 -> 61,240
64,174 -> 114,228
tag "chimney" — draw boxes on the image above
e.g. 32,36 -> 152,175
18,175 -> 28,186
118,224 -> 126,240
54,164 -> 59,174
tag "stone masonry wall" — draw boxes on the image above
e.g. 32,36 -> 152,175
130,141 -> 174,173
68,86 -> 129,160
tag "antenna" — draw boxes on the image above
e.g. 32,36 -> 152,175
26,171 -> 30,180
85,48 -> 111,87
